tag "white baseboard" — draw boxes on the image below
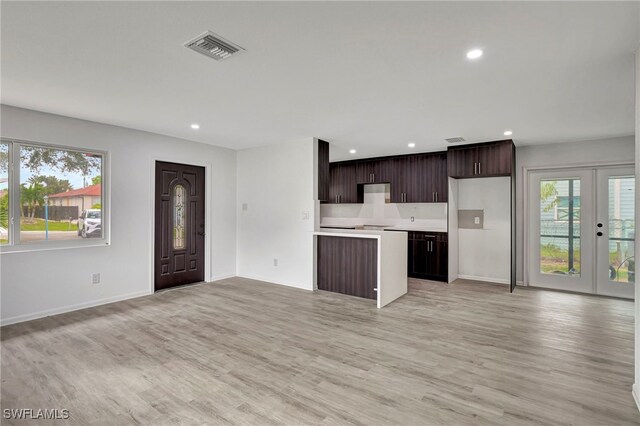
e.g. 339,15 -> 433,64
210,274 -> 236,282
458,274 -> 510,285
0,290 -> 151,327
633,384 -> 640,412
236,274 -> 313,291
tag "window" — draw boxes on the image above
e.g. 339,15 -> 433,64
0,139 -> 108,251
173,184 -> 185,250
0,142 -> 9,245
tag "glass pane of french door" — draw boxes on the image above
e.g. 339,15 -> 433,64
529,169 -> 594,293
539,178 -> 581,276
596,168 -> 635,298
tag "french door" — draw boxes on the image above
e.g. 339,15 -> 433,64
528,166 -> 635,299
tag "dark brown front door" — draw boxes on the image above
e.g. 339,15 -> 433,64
155,161 -> 205,291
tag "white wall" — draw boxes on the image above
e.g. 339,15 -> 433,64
0,105 -> 237,325
236,138 -> 315,290
457,177 -> 511,284
516,136 -> 635,284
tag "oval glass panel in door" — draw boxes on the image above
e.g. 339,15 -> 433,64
173,184 -> 186,250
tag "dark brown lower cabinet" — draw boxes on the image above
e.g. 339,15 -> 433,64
317,236 -> 377,300
407,232 -> 448,282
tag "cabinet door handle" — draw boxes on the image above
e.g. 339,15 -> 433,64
474,162 -> 477,175
372,173 -> 375,183
435,192 -> 438,202
478,163 -> 481,175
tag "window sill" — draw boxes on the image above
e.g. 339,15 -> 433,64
0,240 -> 110,254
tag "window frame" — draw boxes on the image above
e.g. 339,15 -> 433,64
0,138 -> 110,254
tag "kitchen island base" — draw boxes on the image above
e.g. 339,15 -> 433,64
314,229 -> 408,308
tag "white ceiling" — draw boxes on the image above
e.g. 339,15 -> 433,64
1,2 -> 638,161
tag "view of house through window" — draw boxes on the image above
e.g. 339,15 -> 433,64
18,144 -> 103,243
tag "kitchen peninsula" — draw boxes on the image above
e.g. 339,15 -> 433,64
314,229 -> 407,308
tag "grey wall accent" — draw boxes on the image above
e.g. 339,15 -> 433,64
458,209 -> 484,229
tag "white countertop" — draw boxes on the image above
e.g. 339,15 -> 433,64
318,225 -> 447,233
314,229 -> 386,239
383,226 -> 447,233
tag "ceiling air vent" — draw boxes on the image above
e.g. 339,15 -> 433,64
445,137 -> 466,143
184,31 -> 244,61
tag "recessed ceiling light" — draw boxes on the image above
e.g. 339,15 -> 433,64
191,123 -> 200,130
408,142 -> 416,148
466,49 -> 483,59
504,130 -> 513,136
349,149 -> 356,154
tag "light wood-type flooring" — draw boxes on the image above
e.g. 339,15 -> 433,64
2,278 -> 639,425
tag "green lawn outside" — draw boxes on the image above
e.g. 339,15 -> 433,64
540,244 -> 581,275
541,243 -> 633,283
20,218 -> 76,232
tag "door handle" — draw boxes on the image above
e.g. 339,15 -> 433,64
478,162 -> 481,175
474,163 -> 477,175
435,192 -> 438,202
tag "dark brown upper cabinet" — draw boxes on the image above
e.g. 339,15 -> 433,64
329,162 -> 360,204
447,140 -> 514,179
354,159 -> 393,184
394,152 -> 447,203
327,151 -> 448,204
317,140 -> 329,202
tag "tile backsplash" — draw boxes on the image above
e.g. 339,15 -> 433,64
320,184 -> 447,229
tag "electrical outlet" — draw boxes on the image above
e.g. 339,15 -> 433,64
411,216 -> 415,222
474,217 -> 480,225
92,273 -> 101,284
273,258 -> 278,267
